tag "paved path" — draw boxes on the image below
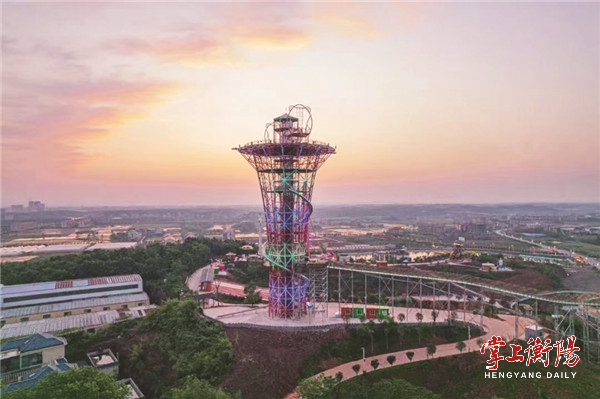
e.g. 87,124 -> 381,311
319,313 -> 533,381
186,262 -> 219,291
187,264 -> 269,301
284,309 -> 535,399
214,281 -> 269,301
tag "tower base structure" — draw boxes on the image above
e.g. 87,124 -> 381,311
268,268 -> 308,318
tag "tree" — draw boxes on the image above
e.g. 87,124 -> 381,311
476,337 -> 485,350
352,364 -> 361,376
416,312 -> 424,343
431,310 -> 439,335
3,367 -> 130,399
371,359 -> 380,370
456,341 -> 466,353
335,371 -> 343,383
382,319 -> 391,350
427,343 -> 437,358
169,376 -> 236,399
357,323 -> 374,354
386,355 -> 396,366
243,283 -> 261,305
298,374 -> 338,399
396,313 -> 406,339
137,299 -> 233,394
406,351 -> 415,362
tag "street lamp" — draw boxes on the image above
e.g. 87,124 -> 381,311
361,346 -> 366,366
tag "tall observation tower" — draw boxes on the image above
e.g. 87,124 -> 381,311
234,105 -> 336,318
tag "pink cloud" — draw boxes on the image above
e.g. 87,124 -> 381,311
108,35 -> 233,67
2,77 -> 180,183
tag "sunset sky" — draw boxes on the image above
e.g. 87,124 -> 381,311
2,2 -> 598,207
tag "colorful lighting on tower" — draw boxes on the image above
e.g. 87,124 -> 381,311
234,105 -> 335,318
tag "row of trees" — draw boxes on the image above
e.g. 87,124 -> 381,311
346,344 -> 438,378
302,310 -> 479,379
299,338 -> 470,399
354,308 -> 457,352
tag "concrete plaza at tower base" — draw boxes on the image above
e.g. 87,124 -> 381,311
203,302 -> 533,339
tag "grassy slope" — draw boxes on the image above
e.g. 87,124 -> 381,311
339,352 -> 600,399
301,324 -> 483,379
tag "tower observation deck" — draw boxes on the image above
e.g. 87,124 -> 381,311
234,105 -> 336,318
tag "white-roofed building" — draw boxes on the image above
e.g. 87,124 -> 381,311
1,292 -> 150,324
0,307 -> 155,340
1,274 -> 144,310
0,275 -> 152,338
85,242 -> 138,251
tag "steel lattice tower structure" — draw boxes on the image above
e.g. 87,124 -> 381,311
235,105 -> 335,318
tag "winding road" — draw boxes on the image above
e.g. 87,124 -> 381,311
285,309 -> 535,399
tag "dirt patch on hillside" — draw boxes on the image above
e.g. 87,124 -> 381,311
501,269 -> 554,290
318,357 -> 343,370
222,326 -> 348,399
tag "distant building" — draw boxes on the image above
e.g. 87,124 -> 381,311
119,378 -> 145,399
373,249 -> 410,264
223,228 -> 236,240
60,217 -> 92,228
458,222 -> 488,239
9,221 -> 37,233
480,262 -> 497,272
326,243 -> 394,253
85,242 -> 138,251
0,334 -> 67,383
87,348 -> 119,377
338,253 -> 351,263
27,201 -> 45,212
60,218 -> 78,228
232,254 -> 248,268
520,304 -> 534,317
162,234 -> 181,244
127,230 -> 143,241
184,232 -> 198,240
525,325 -> 544,341
9,205 -> 25,212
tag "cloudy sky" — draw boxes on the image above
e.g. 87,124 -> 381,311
2,2 -> 598,206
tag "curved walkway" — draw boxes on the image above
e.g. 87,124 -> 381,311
285,310 -> 535,399
187,264 -> 269,301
